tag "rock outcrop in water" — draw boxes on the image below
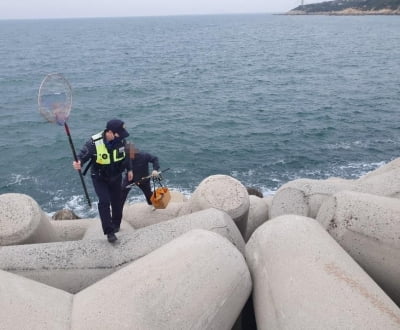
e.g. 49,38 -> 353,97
287,0 -> 400,15
1,167 -> 400,328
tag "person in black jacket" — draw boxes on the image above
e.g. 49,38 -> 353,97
121,143 -> 160,206
72,119 -> 133,243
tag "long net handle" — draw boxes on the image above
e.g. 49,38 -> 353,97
64,123 -> 91,207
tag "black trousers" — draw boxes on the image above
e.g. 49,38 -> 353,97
91,173 -> 123,235
121,176 -> 153,205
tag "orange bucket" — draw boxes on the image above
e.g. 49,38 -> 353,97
150,187 -> 171,209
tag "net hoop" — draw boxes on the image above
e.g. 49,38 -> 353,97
38,73 -> 72,126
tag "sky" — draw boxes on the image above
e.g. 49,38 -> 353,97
0,0 -> 327,20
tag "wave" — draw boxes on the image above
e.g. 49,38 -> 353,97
2,174 -> 38,188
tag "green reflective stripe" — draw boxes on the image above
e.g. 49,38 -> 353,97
114,149 -> 125,162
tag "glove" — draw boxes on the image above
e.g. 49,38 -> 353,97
151,170 -> 160,178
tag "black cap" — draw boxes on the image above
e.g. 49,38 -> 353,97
106,119 -> 129,139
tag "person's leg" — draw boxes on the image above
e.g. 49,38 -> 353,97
110,174 -> 123,230
91,175 -> 115,235
139,181 -> 153,205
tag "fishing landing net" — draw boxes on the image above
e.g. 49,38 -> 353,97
37,73 -> 91,207
38,73 -> 72,126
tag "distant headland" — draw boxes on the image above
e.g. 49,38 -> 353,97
287,0 -> 400,15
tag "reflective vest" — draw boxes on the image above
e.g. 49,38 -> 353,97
92,132 -> 125,165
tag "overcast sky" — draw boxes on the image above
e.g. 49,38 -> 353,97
0,0 -> 326,20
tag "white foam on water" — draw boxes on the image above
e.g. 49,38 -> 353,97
4,174 -> 37,187
337,161 -> 387,178
48,194 -> 99,218
260,187 -> 276,197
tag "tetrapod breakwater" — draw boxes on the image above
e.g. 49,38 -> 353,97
1,162 -> 400,329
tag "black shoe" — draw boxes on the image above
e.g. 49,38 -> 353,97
107,233 -> 117,243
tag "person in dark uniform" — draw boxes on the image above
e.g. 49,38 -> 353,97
72,119 -> 133,243
121,142 -> 160,206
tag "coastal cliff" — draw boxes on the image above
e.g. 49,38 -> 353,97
287,0 -> 400,15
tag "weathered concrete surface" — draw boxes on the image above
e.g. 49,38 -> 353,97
0,208 -> 245,293
246,215 -> 400,329
168,189 -> 188,202
316,191 -> 400,305
270,158 -> 400,220
121,190 -> 186,229
270,178 -> 353,219
179,175 -> 250,236
0,269 -> 72,330
0,193 -> 59,246
262,195 -> 273,213
122,201 -> 185,228
72,229 -> 252,330
0,229 -> 250,330
50,219 -> 95,241
243,195 -> 269,242
356,167 -> 400,199
82,220 -> 134,240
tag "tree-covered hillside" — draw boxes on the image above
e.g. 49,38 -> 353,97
291,0 -> 400,13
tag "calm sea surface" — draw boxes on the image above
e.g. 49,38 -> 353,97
0,14 -> 399,217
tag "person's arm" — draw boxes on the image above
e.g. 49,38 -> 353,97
72,139 -> 94,170
146,153 -> 160,177
148,153 -> 160,171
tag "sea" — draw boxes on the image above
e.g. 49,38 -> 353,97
0,14 -> 399,218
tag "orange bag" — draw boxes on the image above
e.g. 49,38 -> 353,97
150,187 -> 171,209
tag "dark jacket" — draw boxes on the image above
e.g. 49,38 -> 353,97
129,151 -> 160,182
77,131 -> 132,178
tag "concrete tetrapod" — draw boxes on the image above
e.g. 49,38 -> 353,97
316,191 -> 400,306
51,218 -> 96,241
122,201 -> 185,228
246,215 -> 400,329
357,157 -> 400,181
0,208 -> 245,293
355,166 -> 400,199
0,230 -> 251,329
82,220 -> 134,240
0,193 -> 59,246
270,178 -> 354,219
179,175 -> 250,236
269,157 -> 400,220
121,190 -> 187,229
243,195 -> 269,242
72,229 -> 252,329
0,269 -> 72,330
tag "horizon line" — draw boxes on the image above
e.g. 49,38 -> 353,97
0,11 -> 287,21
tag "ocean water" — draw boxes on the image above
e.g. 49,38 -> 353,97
0,14 -> 399,217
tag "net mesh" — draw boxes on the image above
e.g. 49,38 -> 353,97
38,73 -> 72,125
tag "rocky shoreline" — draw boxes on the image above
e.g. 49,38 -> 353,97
287,8 -> 400,15
1,161 -> 400,329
